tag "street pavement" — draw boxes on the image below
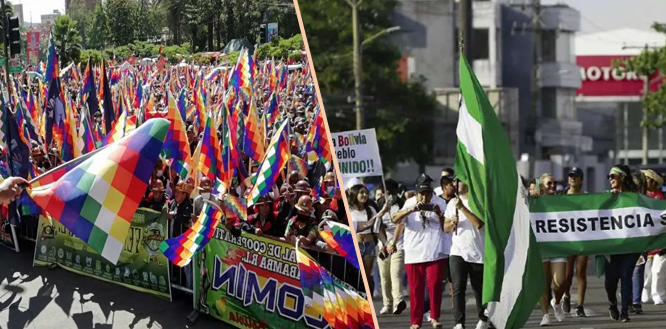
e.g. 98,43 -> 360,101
0,239 -> 231,329
373,275 -> 666,329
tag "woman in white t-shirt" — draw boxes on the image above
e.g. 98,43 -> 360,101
392,174 -> 451,329
443,181 -> 488,329
347,179 -> 389,297
378,179 -> 407,315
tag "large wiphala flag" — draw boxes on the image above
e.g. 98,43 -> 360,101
454,54 -> 545,328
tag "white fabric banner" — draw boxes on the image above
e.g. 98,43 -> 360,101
330,129 -> 383,178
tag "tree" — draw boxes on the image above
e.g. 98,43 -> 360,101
298,0 -> 437,170
614,22 -> 666,165
87,3 -> 111,50
0,1 -> 14,49
54,15 -> 83,65
68,0 -> 92,49
105,0 -> 139,46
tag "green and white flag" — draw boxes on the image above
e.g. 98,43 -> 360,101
531,192 -> 666,258
454,55 -> 544,329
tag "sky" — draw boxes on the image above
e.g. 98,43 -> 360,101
12,0 -> 65,23
542,0 -> 666,34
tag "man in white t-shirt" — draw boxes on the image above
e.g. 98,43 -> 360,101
443,181 -> 488,329
392,174 -> 451,329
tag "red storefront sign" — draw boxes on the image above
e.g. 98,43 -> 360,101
576,55 -> 662,98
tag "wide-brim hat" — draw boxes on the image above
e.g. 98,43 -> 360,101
295,203 -> 314,213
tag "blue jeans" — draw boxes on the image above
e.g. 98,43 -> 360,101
632,255 -> 646,305
605,253 -> 641,313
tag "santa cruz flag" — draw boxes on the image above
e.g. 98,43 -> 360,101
454,55 -> 544,329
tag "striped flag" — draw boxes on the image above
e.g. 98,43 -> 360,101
247,120 -> 290,207
28,118 -> 169,264
454,55 -> 544,329
318,221 -> 360,269
159,202 -> 222,267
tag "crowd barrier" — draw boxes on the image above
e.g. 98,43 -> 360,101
17,218 -> 365,295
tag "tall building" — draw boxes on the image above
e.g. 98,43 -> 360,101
41,10 -> 62,27
12,4 -> 23,25
389,0 -> 610,191
65,0 -> 100,13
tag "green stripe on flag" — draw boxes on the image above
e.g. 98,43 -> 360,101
529,192 -> 666,212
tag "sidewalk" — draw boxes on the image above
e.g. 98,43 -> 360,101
0,240 -> 230,329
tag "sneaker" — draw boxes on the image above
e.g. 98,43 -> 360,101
550,299 -> 564,322
431,320 -> 442,328
453,324 -> 464,329
475,320 -> 489,329
609,305 -> 620,321
633,304 -> 643,315
394,300 -> 407,315
380,305 -> 392,315
423,311 -> 432,323
410,325 -> 421,329
620,312 -> 630,323
540,314 -> 551,327
575,305 -> 586,317
562,296 -> 571,313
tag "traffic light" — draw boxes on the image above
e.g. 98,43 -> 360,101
7,16 -> 20,57
259,24 -> 267,44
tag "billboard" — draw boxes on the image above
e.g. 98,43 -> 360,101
576,55 -> 662,100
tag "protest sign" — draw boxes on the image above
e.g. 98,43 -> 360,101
0,215 -> 19,251
330,129 -> 383,178
34,207 -> 172,299
530,192 -> 666,258
194,227 -> 358,329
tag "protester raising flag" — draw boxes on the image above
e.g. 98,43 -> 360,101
28,119 -> 169,264
247,119 -> 290,207
453,54 -> 544,329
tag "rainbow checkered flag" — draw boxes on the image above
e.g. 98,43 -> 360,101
318,221 -> 360,269
220,195 -> 247,220
159,201 -> 222,267
247,119 -> 291,207
296,246 -> 328,325
28,119 -> 169,264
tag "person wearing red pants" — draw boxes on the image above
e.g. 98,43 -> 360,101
392,174 -> 451,329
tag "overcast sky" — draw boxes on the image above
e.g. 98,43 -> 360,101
12,0 -> 65,23
542,0 -> 666,34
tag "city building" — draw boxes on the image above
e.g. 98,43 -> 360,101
389,0 -> 610,191
12,4 -> 23,26
41,10 -> 62,27
65,0 -> 100,13
575,28 -> 666,166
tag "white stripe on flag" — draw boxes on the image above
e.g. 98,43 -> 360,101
456,99 -> 485,165
487,172 -> 530,328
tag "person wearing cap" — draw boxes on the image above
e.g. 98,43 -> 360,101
193,177 -> 215,219
347,178 -> 389,296
243,195 -> 282,237
602,164 -> 641,323
641,169 -> 666,309
377,179 -> 407,315
391,174 -> 450,329
284,195 -> 317,247
560,167 -> 589,317
443,181 -> 488,329
140,180 -> 170,211
276,184 -> 296,224
168,180 -> 194,289
294,180 -> 311,203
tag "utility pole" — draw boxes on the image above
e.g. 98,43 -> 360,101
531,0 -> 541,176
348,0 -> 363,130
458,0 -> 472,60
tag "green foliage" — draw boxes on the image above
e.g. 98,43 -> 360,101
87,2 -> 111,49
80,49 -> 103,65
219,51 -> 240,64
298,0 -> 436,170
256,34 -> 304,60
68,0 -> 92,49
54,15 -> 83,65
106,0 -> 139,46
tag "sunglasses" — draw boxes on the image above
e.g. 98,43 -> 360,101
607,174 -> 622,180
545,181 -> 555,186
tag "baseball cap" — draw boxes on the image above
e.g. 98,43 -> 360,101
569,167 -> 584,178
415,174 -> 433,193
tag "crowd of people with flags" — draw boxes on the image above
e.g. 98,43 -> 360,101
0,33 -> 364,307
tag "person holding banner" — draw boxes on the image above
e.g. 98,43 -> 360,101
561,167 -> 589,317
604,165 -> 641,323
347,178 -> 389,299
535,173 -> 567,326
641,169 -> 666,308
392,174 -> 450,329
